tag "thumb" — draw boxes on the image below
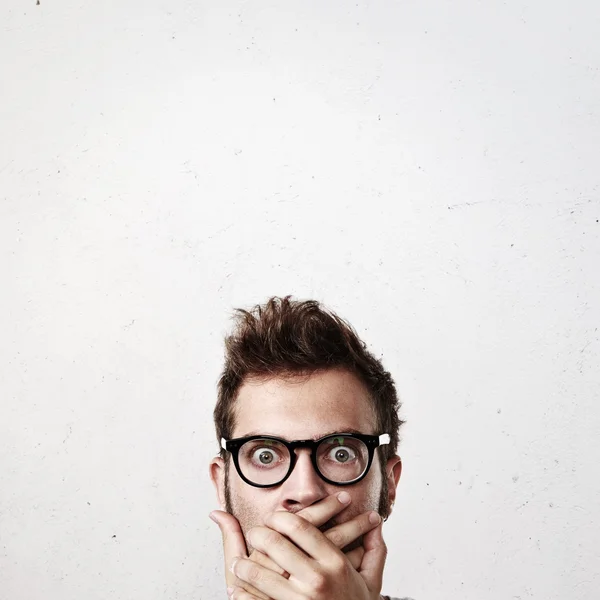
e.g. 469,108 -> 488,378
358,523 -> 387,593
210,510 -> 248,584
211,511 -> 273,600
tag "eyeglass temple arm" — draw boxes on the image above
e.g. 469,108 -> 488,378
221,438 -> 227,451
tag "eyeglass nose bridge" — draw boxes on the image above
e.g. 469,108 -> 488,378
288,438 -> 323,453
282,439 -> 320,481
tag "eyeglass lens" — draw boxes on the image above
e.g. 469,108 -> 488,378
237,435 -> 370,486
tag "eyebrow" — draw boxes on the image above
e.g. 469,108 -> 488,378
239,428 -> 368,441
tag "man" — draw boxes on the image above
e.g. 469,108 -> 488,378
209,296 -> 411,599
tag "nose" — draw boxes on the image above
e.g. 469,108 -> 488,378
279,449 -> 328,511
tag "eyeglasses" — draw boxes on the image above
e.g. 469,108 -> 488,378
221,432 -> 390,488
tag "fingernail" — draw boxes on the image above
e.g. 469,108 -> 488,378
337,491 -> 351,504
229,556 -> 241,575
369,511 -> 381,524
209,512 -> 218,523
227,587 -> 234,598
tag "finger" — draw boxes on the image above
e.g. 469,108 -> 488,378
263,511 -> 342,565
234,581 -> 271,600
247,526 -> 316,583
345,546 -> 365,571
232,570 -> 272,600
249,548 -> 289,579
325,510 -> 381,551
210,510 -> 248,563
229,587 -> 262,600
244,550 -> 288,599
358,523 -> 387,593
295,491 -> 352,528
211,510 -> 272,599
232,557 -> 298,600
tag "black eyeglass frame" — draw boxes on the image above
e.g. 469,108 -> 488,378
221,432 -> 391,488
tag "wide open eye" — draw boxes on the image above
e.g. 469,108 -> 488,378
317,436 -> 369,482
239,439 -> 289,472
251,447 -> 281,466
237,439 -> 290,485
325,445 -> 357,464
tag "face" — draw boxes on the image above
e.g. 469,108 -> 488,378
210,368 -> 402,552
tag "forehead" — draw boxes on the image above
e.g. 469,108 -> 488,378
232,368 -> 377,439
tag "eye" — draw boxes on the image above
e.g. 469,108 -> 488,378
251,447 -> 281,466
326,446 -> 357,464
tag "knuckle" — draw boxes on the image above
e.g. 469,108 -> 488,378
245,564 -> 262,583
308,571 -> 328,593
330,555 -> 347,574
326,529 -> 345,548
264,530 -> 283,548
286,513 -> 310,534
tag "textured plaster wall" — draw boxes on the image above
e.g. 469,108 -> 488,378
1,1 -> 599,599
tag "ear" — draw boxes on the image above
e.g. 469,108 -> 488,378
209,455 -> 227,510
385,455 -> 402,510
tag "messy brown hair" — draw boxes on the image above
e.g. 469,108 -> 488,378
214,296 -> 404,468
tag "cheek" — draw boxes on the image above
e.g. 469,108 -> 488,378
229,478 -> 277,523
352,466 -> 384,508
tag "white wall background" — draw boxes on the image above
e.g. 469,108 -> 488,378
1,1 -> 599,599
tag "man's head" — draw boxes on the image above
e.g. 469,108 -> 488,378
210,296 -> 404,549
